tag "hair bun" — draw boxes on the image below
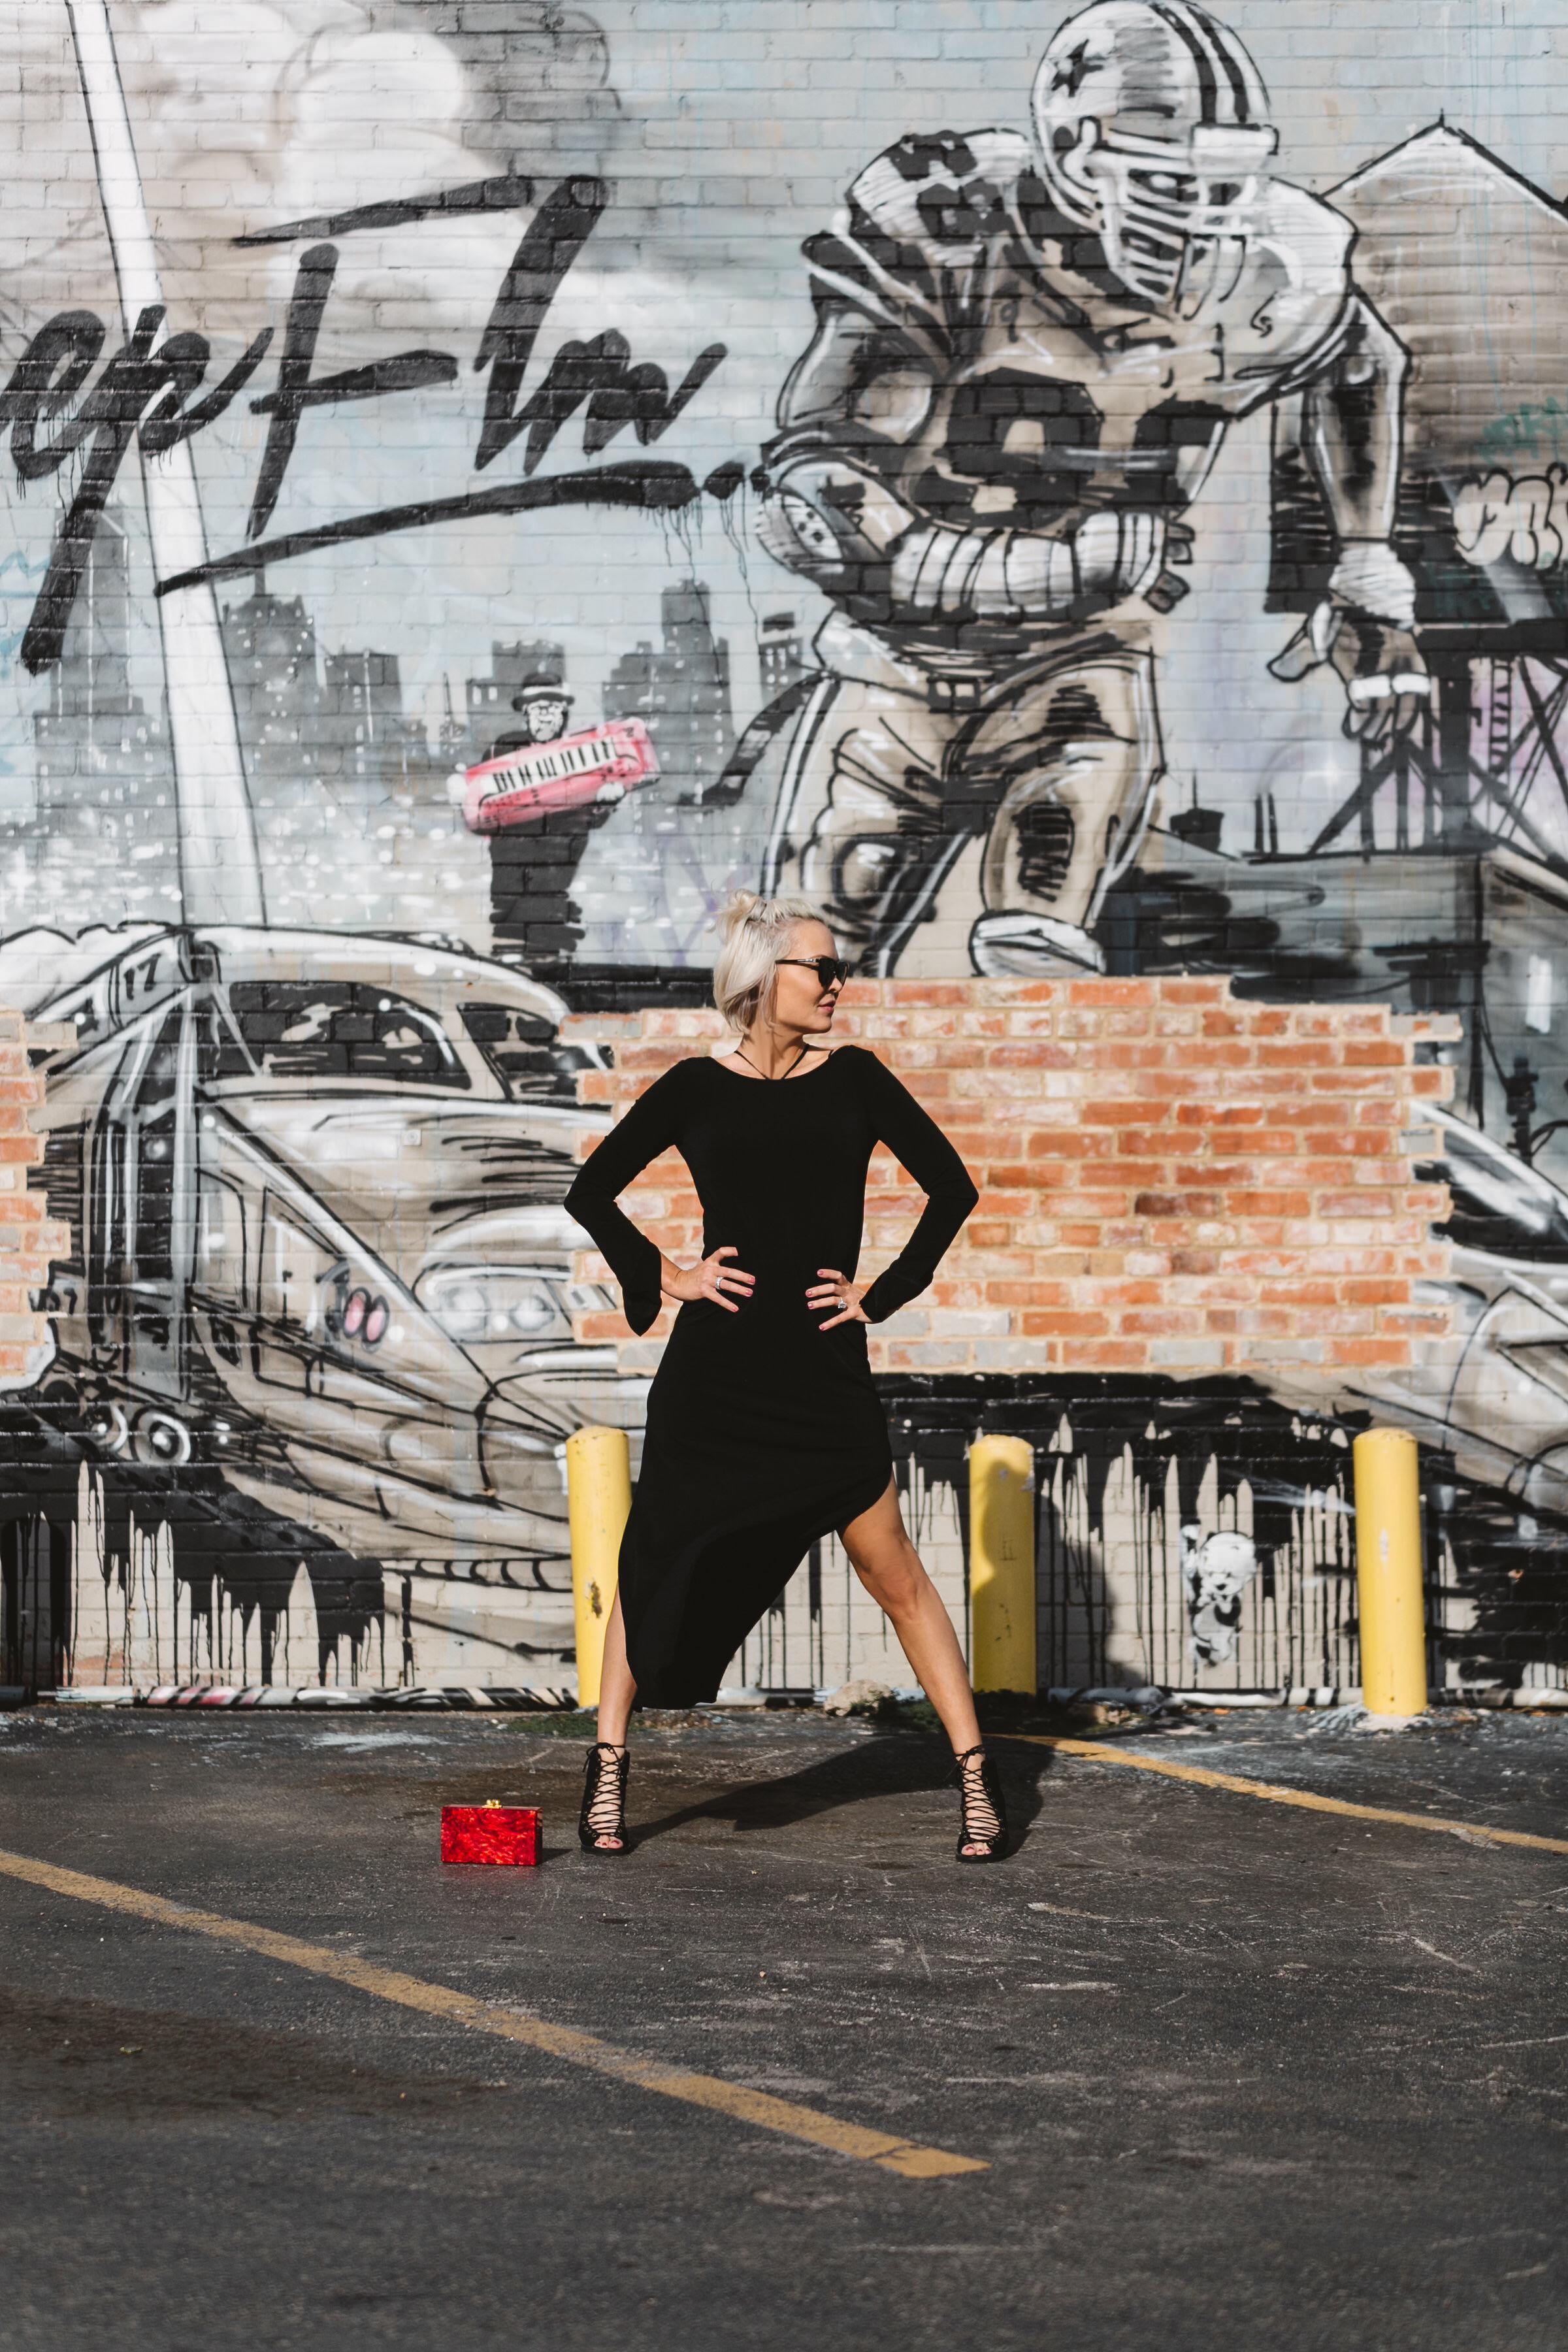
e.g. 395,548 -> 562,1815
717,889 -> 762,942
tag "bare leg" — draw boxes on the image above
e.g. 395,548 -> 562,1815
839,1478 -> 1000,1854
596,1588 -> 636,1748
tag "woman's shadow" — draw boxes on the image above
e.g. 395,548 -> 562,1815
629,1726 -> 1053,1852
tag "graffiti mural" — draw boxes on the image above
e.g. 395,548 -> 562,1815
1,0 -> 1566,1696
753,1 -> 1426,978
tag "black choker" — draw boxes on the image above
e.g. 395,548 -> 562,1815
735,1041 -> 808,1081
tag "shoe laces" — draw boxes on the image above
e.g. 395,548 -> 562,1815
956,1748 -> 1001,1842
586,1743 -> 627,1842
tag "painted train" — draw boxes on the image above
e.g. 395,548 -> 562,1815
12,923 -> 647,1586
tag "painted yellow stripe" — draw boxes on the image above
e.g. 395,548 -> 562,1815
1005,1734 -> 1568,1857
0,1845 -> 984,2180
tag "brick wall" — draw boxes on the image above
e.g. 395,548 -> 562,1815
565,979 -> 1455,1383
4,1014 -> 69,1390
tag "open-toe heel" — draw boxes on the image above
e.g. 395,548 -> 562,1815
579,1742 -> 630,1854
953,1744 -> 1007,1863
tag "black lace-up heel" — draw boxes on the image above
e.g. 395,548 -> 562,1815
579,1742 -> 630,1854
953,1744 -> 1007,1863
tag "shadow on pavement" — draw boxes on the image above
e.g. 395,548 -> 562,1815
629,1731 -> 1054,1854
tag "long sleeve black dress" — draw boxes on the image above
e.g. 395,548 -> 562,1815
564,1045 -> 979,1705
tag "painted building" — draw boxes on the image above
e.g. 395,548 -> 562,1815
602,581 -> 734,804
0,0 -> 1564,1703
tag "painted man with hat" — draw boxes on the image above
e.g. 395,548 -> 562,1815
486,670 -> 576,764
482,670 -> 608,977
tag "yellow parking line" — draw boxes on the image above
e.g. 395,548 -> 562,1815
1006,1734 -> 1568,1857
0,1844 -> 985,2180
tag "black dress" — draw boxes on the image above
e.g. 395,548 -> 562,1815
563,1046 -> 979,1705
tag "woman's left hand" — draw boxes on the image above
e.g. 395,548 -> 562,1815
807,1267 -> 871,1330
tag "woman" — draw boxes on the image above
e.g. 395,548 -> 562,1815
563,891 -> 1007,1862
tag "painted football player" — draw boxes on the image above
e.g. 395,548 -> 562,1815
755,0 -> 1429,975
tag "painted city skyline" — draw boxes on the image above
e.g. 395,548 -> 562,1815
6,515 -> 804,955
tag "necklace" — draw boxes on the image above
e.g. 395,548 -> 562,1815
734,1039 -> 807,1081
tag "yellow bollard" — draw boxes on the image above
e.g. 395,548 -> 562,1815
968,1434 -> 1037,1693
566,1426 -> 631,1712
1352,1427 -> 1429,1718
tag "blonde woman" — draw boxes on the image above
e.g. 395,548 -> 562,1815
564,892 -> 1007,1863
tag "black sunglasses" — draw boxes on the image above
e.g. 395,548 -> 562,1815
776,955 -> 849,991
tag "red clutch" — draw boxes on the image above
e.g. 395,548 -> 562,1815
440,1803 -> 540,1865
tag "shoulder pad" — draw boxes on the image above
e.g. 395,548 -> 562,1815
847,129 -> 1032,260
1252,182 -> 1354,291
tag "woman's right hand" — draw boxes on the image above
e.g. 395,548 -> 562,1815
662,1245 -> 755,1313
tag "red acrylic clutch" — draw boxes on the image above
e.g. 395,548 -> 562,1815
440,1803 -> 540,1865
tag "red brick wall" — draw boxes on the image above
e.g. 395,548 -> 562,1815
7,1013 -> 70,1385
564,979 -> 1455,1380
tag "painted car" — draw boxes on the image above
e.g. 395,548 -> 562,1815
1345,1107 -> 1568,1516
22,923 -> 647,1569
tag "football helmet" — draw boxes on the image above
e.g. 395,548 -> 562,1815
1033,0 -> 1279,307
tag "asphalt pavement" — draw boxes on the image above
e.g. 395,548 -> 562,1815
1,1700 -> 1565,2351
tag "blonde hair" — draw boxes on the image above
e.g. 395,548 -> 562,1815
712,890 -> 826,1034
